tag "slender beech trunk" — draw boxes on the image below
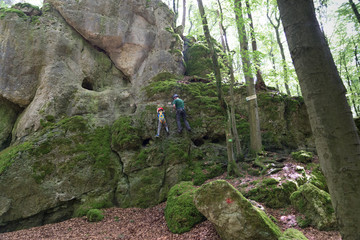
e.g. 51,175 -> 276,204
197,0 -> 240,176
173,0 -> 179,26
341,52 -> 360,116
266,0 -> 291,95
277,1 -> 360,239
217,0 -> 243,157
181,0 -> 186,28
245,0 -> 266,91
187,4 -> 193,35
234,0 -> 262,153
349,0 -> 360,24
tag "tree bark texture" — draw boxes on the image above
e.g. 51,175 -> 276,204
234,0 -> 262,153
245,0 -> 266,91
277,0 -> 360,239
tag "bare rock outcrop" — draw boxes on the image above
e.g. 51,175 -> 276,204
47,0 -> 185,93
0,0 -> 184,141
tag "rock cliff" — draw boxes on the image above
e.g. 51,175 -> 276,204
0,1 -> 313,232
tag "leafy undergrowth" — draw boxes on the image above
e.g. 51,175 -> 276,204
0,153 -> 341,240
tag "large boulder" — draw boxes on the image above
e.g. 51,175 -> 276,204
0,4 -> 134,140
194,180 -> 282,240
164,181 -> 205,233
46,0 -> 185,94
0,116 -> 121,232
0,0 -> 185,141
290,183 -> 337,230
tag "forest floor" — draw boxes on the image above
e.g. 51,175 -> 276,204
0,156 -> 342,240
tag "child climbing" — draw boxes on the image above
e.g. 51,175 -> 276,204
156,107 -> 169,137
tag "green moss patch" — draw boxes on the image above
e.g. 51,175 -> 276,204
111,116 -> 141,151
0,142 -> 33,174
244,178 -> 298,208
165,181 -> 205,233
279,228 -> 308,240
86,209 -> 104,222
290,183 -> 337,230
291,150 -> 313,163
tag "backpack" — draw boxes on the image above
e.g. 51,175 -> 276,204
158,111 -> 166,123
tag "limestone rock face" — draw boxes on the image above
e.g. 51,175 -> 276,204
0,0 -> 184,141
194,180 -> 282,240
0,98 -> 20,150
47,0 -> 185,93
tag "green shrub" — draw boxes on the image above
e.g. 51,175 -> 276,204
86,209 -> 104,222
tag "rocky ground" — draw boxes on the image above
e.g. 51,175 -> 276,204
0,156 -> 342,240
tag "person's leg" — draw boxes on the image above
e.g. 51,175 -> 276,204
182,110 -> 191,131
156,120 -> 161,136
176,109 -> 182,133
164,121 -> 169,133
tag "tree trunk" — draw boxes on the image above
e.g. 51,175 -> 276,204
277,1 -> 360,239
245,0 -> 266,91
349,0 -> 360,24
173,0 -> 179,27
234,0 -> 262,153
197,0 -> 240,175
187,4 -> 193,35
196,0 -> 226,110
217,0 -> 243,157
266,0 -> 291,95
182,0 -> 186,28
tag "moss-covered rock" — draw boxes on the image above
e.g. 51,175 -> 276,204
290,183 -> 337,230
244,178 -> 298,209
184,42 -> 213,78
0,116 -> 121,232
164,181 -> 205,233
309,165 -> 328,192
194,180 -> 282,240
111,116 -> 141,151
279,228 -> 308,240
291,150 -> 313,163
86,209 -> 104,222
0,98 -> 21,151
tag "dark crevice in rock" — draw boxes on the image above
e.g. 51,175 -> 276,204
142,138 -> 151,147
81,77 -> 94,91
192,138 -> 204,147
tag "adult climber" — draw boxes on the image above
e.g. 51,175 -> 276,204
172,94 -> 191,133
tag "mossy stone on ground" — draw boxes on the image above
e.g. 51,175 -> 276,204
279,228 -> 308,240
194,180 -> 282,240
86,209 -> 104,222
164,181 -> 205,233
291,150 -> 313,163
309,165 -> 328,192
244,178 -> 298,209
290,183 -> 337,230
